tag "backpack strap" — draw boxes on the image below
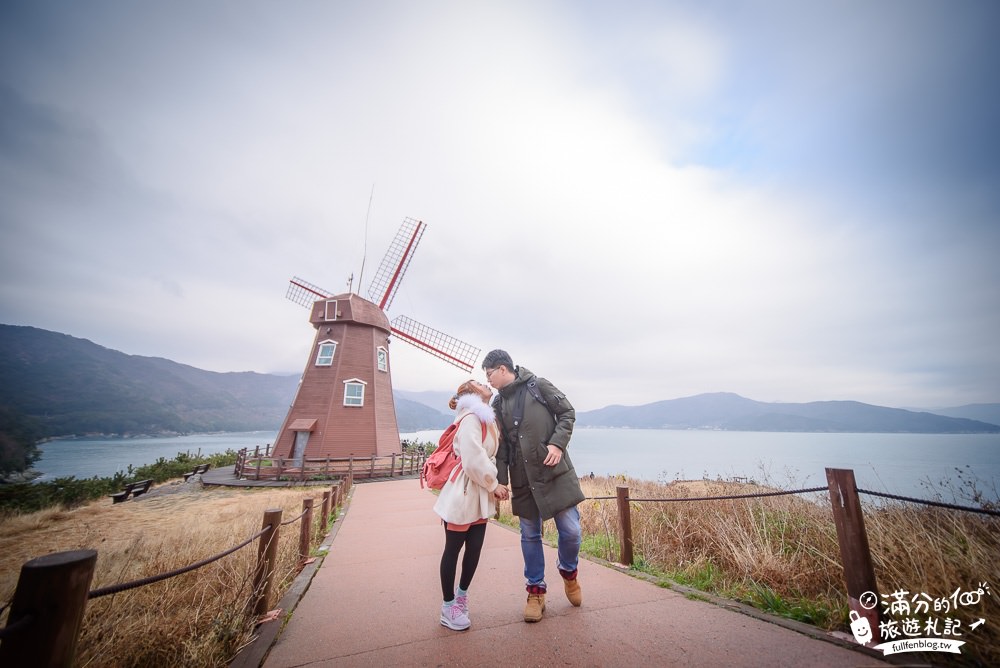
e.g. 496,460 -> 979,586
511,379 -> 556,435
453,413 -> 489,452
523,379 -> 557,418
525,380 -> 549,412
448,415 -> 489,484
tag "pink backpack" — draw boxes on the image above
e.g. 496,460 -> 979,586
420,414 -> 487,490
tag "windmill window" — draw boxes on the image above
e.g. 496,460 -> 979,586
324,299 -> 338,321
377,347 -> 388,372
343,379 -> 366,406
315,340 -> 337,366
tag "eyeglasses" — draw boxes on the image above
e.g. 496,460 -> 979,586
485,367 -> 499,380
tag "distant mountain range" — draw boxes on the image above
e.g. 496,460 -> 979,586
574,392 -> 1000,433
396,388 -> 1000,434
2,324 -> 997,443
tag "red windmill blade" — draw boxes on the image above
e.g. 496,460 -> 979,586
286,276 -> 333,308
368,217 -> 425,310
390,315 -> 481,373
367,218 -> 479,372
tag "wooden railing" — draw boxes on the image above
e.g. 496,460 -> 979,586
603,467 -> 1000,644
234,449 -> 426,483
0,477 -> 352,665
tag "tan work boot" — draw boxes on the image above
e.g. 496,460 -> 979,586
563,576 -> 582,606
524,592 -> 546,622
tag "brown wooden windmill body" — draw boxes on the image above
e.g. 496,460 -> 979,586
272,218 -> 479,462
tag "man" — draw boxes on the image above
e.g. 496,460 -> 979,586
482,349 -> 585,623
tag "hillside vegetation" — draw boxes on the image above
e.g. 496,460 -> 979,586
1,325 -> 299,438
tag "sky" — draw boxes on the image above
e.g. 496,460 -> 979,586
1,1 -> 999,412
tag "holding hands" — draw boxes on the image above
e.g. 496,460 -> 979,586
493,485 -> 510,501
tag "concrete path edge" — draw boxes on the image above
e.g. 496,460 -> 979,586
229,484 -> 357,668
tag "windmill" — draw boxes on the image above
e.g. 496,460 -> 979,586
272,217 -> 480,464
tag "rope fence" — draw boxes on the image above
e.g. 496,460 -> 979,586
586,485 -> 828,503
88,524 -> 273,599
0,614 -> 32,641
586,483 -> 997,516
281,508 -> 310,526
578,466 -> 997,649
0,474 -> 354,666
856,487 -> 1000,517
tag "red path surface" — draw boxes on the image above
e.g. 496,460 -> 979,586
261,479 -> 888,667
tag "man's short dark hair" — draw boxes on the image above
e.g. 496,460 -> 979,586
482,349 -> 514,372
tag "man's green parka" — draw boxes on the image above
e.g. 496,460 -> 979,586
492,367 -> 585,521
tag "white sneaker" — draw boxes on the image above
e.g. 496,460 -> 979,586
441,602 -> 471,631
440,601 -> 470,631
454,590 -> 469,616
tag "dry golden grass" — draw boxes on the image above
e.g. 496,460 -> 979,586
5,473 -> 996,666
0,480 -> 338,667
574,477 -> 844,599
553,475 -> 999,667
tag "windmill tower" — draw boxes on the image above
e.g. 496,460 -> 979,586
272,217 -> 480,463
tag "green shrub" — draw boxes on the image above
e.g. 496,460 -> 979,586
0,450 -> 239,515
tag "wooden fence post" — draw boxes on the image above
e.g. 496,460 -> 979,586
616,486 -> 634,567
0,549 -> 97,666
826,468 -> 881,637
299,499 -> 314,561
320,490 -> 331,529
251,509 -> 282,617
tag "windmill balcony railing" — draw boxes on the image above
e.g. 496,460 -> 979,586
234,448 -> 426,482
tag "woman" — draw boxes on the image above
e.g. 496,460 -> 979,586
433,380 -> 510,630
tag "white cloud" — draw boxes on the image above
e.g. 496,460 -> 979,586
1,0 -> 997,412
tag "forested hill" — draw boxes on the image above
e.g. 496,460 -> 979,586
0,324 -> 449,448
0,324 -> 302,438
576,392 -> 1000,433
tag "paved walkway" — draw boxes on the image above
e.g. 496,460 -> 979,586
261,479 -> 889,667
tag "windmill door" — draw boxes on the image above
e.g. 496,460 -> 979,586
291,430 -> 309,467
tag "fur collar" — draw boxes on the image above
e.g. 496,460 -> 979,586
457,393 -> 496,424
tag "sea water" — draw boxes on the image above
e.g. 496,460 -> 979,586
32,431 -> 276,482
404,429 -> 1000,501
33,429 -> 1000,502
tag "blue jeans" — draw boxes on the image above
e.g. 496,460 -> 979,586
519,505 -> 581,588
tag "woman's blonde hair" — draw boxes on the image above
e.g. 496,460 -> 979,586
448,380 -> 483,410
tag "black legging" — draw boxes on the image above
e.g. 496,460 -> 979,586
439,522 -> 487,601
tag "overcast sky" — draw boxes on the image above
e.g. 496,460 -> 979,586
2,1 -> 998,412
